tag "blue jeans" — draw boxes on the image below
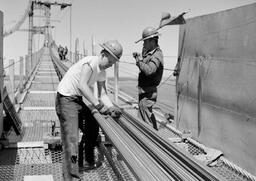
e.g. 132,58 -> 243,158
55,92 -> 99,180
138,91 -> 158,130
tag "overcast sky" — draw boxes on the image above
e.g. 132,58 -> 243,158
1,0 -> 255,66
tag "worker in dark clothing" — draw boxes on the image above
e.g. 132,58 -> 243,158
133,27 -> 164,130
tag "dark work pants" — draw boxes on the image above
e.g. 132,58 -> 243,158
138,91 -> 158,130
55,93 -> 99,180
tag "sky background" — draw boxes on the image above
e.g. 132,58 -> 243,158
1,0 -> 255,69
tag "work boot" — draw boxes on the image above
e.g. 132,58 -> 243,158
79,161 -> 102,172
70,173 -> 81,181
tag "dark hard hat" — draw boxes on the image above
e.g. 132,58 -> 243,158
135,27 -> 160,43
99,40 -> 123,61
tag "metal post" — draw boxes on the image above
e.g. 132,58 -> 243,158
114,62 -> 119,104
69,5 -> 72,62
75,38 -> 79,62
92,35 -> 95,56
19,56 -> 24,92
92,35 -> 98,99
9,59 -> 15,103
28,3 -> 33,76
0,11 -> 4,137
83,40 -> 87,57
25,55 -> 29,79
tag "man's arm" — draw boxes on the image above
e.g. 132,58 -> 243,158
97,81 -> 113,107
78,63 -> 99,106
98,80 -> 122,118
137,52 -> 163,76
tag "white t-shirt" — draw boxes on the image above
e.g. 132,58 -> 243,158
57,56 -> 106,96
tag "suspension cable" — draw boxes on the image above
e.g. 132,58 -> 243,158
3,0 -> 32,37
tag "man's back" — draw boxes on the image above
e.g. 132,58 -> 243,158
138,47 -> 164,88
57,56 -> 105,96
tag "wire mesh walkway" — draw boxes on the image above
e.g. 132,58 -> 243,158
0,48 -> 138,181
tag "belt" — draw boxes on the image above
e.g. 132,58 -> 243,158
138,86 -> 157,94
57,92 -> 82,100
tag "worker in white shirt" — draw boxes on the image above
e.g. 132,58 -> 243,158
55,40 -> 123,181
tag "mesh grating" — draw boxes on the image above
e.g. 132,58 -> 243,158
21,125 -> 51,142
13,163 -> 62,181
22,93 -> 56,107
78,145 -> 137,181
211,160 -> 251,181
50,150 -> 63,163
33,77 -> 59,84
172,140 -> 252,181
186,140 -> 206,155
157,125 -> 180,139
0,149 -> 63,181
167,129 -> 181,137
36,72 -> 58,76
37,66 -> 55,69
110,148 -> 137,181
0,165 -> 17,181
6,123 -> 53,143
16,148 -> 52,164
37,68 -> 55,71
30,83 -> 58,91
19,110 -> 59,123
80,161 -> 118,181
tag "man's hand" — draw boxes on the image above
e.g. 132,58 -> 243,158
132,52 -> 140,58
133,52 -> 142,67
108,106 -> 122,118
95,102 -> 109,115
132,52 -> 142,61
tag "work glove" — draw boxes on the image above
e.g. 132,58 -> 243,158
133,52 -> 142,67
132,52 -> 140,58
108,106 -> 122,118
95,102 -> 109,115
132,52 -> 142,61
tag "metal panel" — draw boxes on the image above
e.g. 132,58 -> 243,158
176,3 -> 256,174
3,87 -> 22,135
0,11 -> 3,137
